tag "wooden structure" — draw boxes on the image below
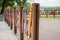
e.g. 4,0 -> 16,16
31,3 -> 40,40
20,6 -> 24,40
14,8 -> 18,34
3,3 -> 40,40
10,8 -> 13,29
50,10 -> 55,18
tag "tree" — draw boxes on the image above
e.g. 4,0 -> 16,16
14,0 -> 26,7
0,0 -> 26,14
1,0 -> 14,14
24,2 -> 31,8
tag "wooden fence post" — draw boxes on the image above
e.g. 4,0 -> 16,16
14,8 -> 17,34
16,8 -> 20,40
10,8 -> 13,29
31,3 -> 40,40
8,8 -> 11,26
20,6 -> 24,40
12,8 -> 15,33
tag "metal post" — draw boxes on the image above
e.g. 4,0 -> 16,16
31,3 -> 40,40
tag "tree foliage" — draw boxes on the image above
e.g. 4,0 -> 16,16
0,0 -> 26,14
44,7 -> 60,10
0,0 -> 26,7
24,2 -> 31,8
0,0 -> 3,7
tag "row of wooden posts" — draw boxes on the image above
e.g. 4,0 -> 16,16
40,10 -> 56,18
3,3 -> 40,40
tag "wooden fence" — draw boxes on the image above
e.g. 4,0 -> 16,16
3,3 -> 40,40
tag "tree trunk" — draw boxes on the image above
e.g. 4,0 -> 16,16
1,0 -> 6,14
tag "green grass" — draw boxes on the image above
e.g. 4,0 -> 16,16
40,15 -> 60,18
27,15 -> 60,18
48,15 -> 54,18
40,15 -> 46,18
55,15 -> 60,18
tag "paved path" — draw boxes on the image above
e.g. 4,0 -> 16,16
24,18 -> 60,40
39,18 -> 60,40
0,21 -> 17,40
0,14 -> 60,40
